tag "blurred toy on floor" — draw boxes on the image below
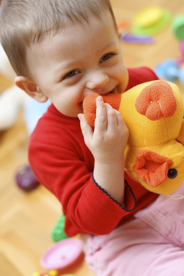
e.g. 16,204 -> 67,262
0,84 -> 29,131
172,14 -> 184,41
0,43 -> 51,133
155,14 -> 184,84
155,58 -> 184,85
51,214 -> 69,242
15,164 -> 40,191
40,238 -> 83,271
132,6 -> 171,35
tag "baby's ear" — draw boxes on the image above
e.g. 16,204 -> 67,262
14,76 -> 48,103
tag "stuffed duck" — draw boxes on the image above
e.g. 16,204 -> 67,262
83,80 -> 184,195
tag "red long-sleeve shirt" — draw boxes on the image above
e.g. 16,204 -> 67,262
29,67 -> 159,236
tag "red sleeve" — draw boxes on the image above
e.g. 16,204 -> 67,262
126,67 -> 159,91
28,111 -> 136,236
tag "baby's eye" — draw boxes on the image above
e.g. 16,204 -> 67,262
64,70 -> 80,79
100,53 -> 114,63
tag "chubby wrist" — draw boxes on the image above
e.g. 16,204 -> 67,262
93,160 -> 125,204
94,153 -> 125,166
94,159 -> 124,170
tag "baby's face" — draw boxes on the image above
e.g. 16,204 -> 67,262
26,11 -> 128,117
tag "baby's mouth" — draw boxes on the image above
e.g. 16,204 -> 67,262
110,87 -> 117,94
103,88 -> 116,95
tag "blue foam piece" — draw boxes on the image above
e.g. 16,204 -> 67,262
24,99 -> 51,135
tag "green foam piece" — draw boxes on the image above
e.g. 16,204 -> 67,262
51,214 -> 69,242
172,15 -> 184,41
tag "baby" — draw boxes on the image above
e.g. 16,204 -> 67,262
1,0 -> 176,275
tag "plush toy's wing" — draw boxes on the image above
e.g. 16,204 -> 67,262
135,80 -> 177,120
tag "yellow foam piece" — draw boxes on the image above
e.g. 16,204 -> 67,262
134,6 -> 163,28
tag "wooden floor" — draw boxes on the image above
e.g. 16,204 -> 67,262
1,0 -> 184,275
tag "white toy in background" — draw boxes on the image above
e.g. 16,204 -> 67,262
0,44 -> 31,131
0,44 -> 51,133
0,44 -> 50,133
0,85 -> 30,130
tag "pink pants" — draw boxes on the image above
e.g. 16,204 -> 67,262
82,183 -> 184,276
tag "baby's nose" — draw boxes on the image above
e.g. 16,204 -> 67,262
86,71 -> 109,91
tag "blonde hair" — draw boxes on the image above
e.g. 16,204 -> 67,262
0,0 -> 117,76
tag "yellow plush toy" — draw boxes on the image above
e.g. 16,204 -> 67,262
83,80 -> 184,195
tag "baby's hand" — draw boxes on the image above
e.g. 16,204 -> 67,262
78,96 -> 128,203
79,96 -> 129,165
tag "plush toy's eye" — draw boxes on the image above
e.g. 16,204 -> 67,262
167,168 -> 178,179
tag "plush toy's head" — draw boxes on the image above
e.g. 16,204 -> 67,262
83,80 -> 184,195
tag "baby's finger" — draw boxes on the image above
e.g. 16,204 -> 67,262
95,96 -> 107,132
114,109 -> 124,128
106,106 -> 128,136
113,109 -> 129,140
105,103 -> 118,128
78,113 -> 93,141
